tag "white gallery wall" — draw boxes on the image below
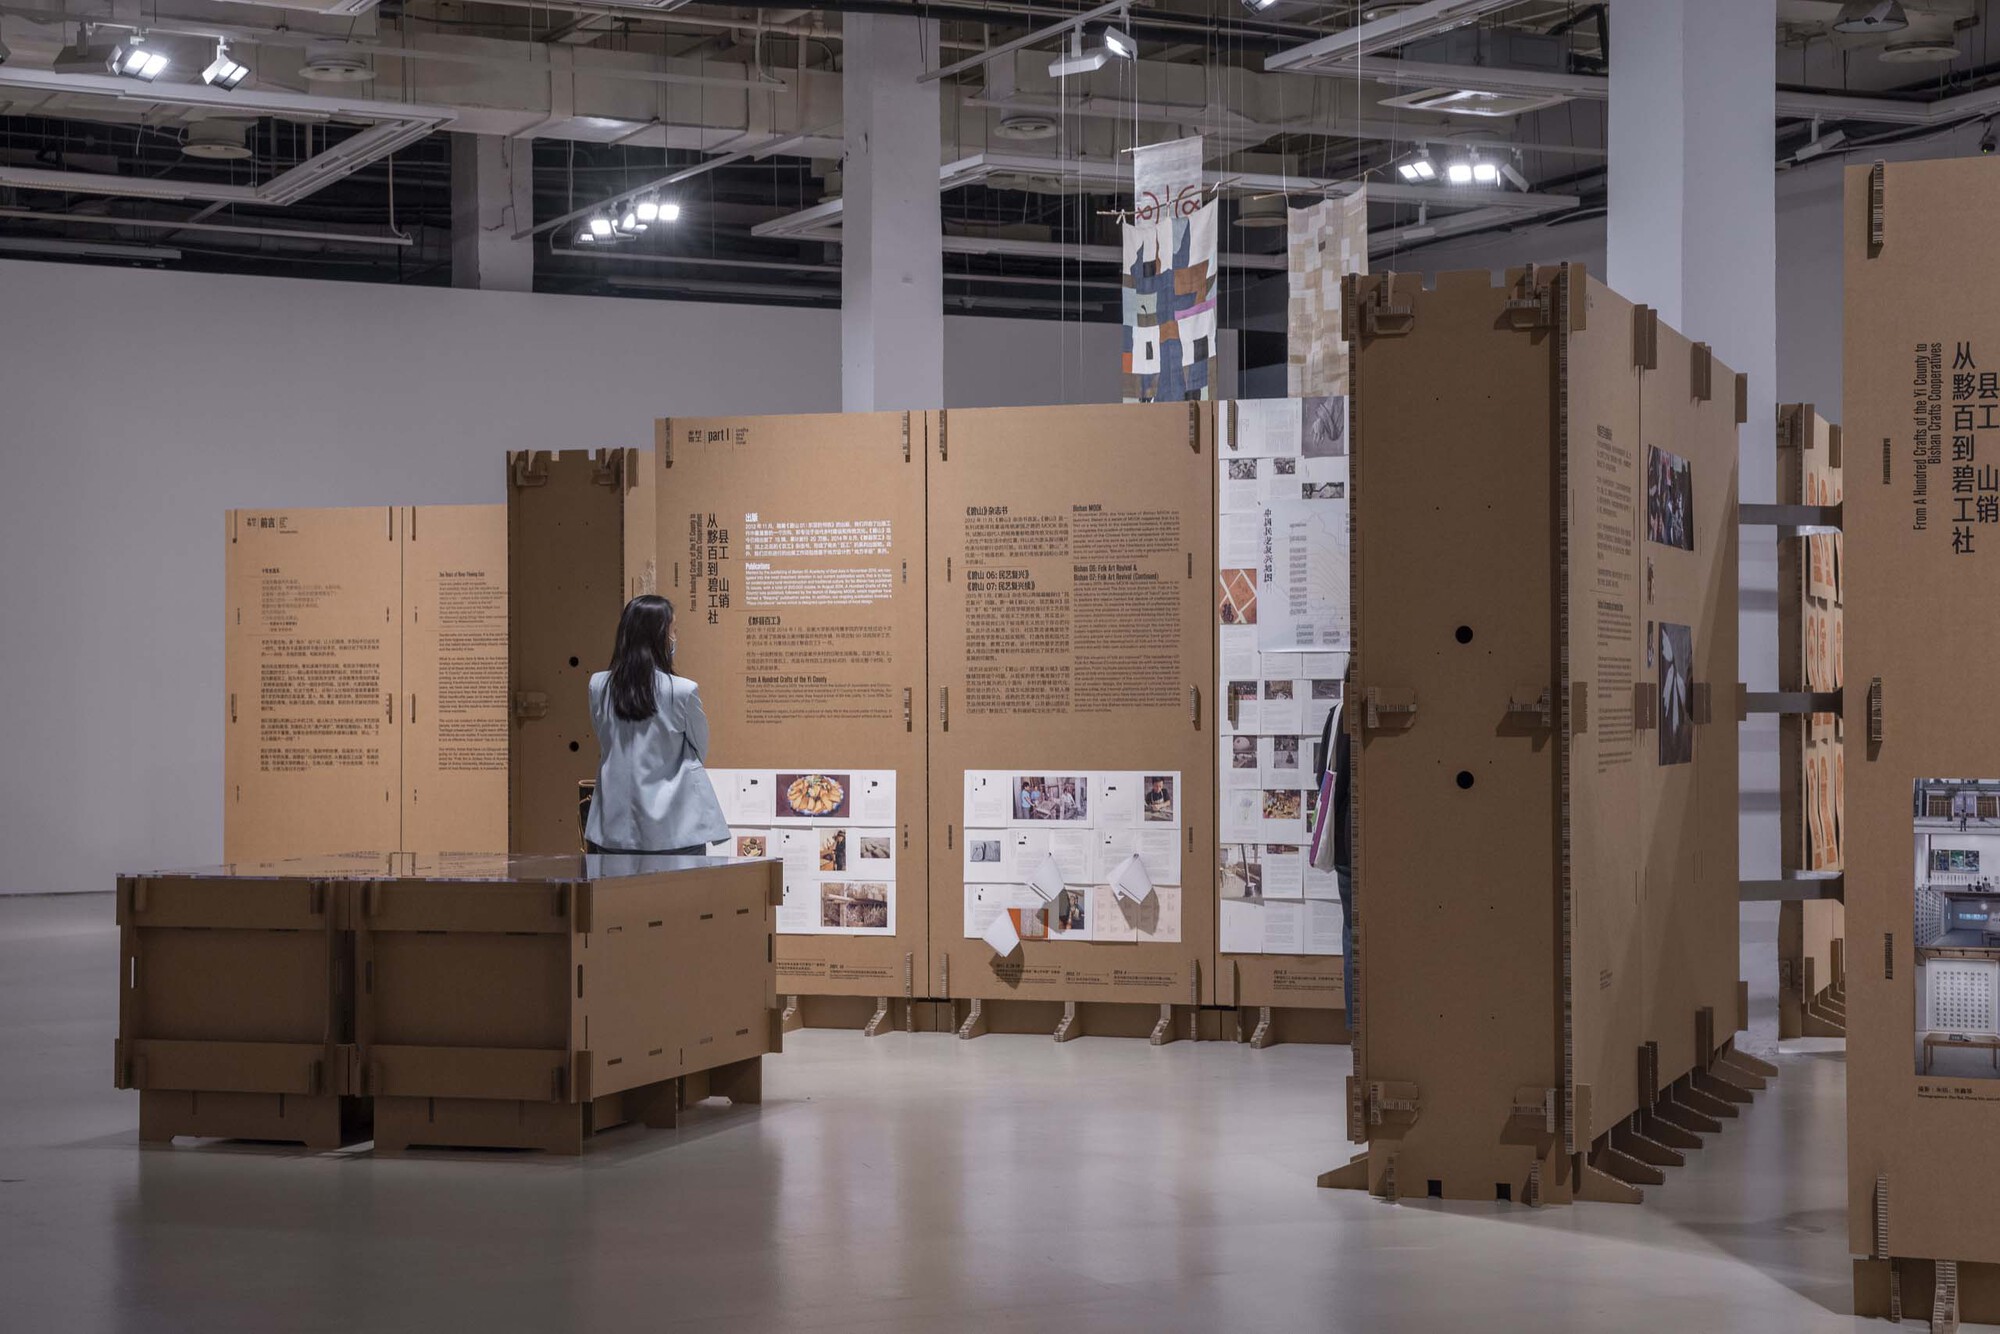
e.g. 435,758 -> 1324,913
0,258 -> 1130,894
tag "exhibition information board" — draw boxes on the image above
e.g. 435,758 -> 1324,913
658,412 -> 929,1003
1844,158 -> 2000,1317
225,504 -> 507,863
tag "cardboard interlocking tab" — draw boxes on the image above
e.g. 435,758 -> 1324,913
1569,679 -> 1589,733
1362,685 -> 1417,731
508,450 -> 551,488
1691,342 -> 1714,403
589,448 -> 627,491
1632,304 -> 1660,370
1633,681 -> 1660,731
1691,682 -> 1713,726
1506,685 -> 1554,729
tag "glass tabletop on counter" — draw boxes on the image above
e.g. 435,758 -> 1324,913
141,851 -> 760,882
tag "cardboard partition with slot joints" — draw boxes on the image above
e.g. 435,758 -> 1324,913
1342,265 -> 1741,1204
226,504 -> 509,864
1775,404 -> 1847,1041
656,411 -> 930,1002
507,449 -> 656,855
1844,158 -> 2000,1308
351,852 -> 778,1154
926,404 -> 1218,1008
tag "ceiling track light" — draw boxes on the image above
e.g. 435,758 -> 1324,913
201,40 -> 249,90
109,33 -> 169,82
1833,1 -> 1909,35
1396,147 -> 1437,182
1100,25 -> 1135,60
1241,0 -> 1278,9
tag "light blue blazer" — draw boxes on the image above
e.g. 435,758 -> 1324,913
585,670 -> 731,853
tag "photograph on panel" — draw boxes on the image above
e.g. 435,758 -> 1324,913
818,829 -> 848,872
1013,776 -> 1090,822
1913,778 -> 2000,1079
778,772 -> 850,819
819,881 -> 891,932
1645,444 -> 1694,551
1220,845 -> 1264,899
1658,622 -> 1695,766
1143,775 -> 1177,822
1218,567 -> 1258,625
1303,395 -> 1347,458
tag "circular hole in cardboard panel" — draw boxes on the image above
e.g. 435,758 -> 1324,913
1455,771 -> 1475,789
569,656 -> 580,668
1455,625 -> 1473,644
569,741 -> 581,753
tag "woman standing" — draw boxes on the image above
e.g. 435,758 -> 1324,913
585,594 -> 730,856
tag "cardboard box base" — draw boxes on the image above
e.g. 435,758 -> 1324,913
138,1089 -> 369,1150
1232,1005 -> 1351,1047
783,994 -> 955,1035
373,1055 -> 764,1155
947,997 -> 1214,1044
1856,1257 -> 2000,1325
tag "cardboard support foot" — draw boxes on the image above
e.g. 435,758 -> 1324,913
956,998 -> 988,1040
1053,1001 -> 1082,1043
780,995 -> 805,1033
1248,1005 -> 1275,1049
1149,1004 -> 1179,1046
707,1055 -> 763,1106
1612,1123 -> 1686,1169
1640,1112 -> 1703,1150
1316,1151 -> 1371,1190
862,997 -> 891,1038
1654,1093 -> 1722,1135
1591,1142 -> 1665,1188
1577,1161 -> 1645,1204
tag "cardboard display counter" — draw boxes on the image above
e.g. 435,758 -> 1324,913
1323,265 -> 1767,1206
1776,404 -> 1847,1041
117,852 -> 780,1155
1844,157 -> 2000,1326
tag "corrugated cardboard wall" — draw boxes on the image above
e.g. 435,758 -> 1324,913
655,411 -> 930,1000
506,449 -> 651,855
927,404 -> 1218,1006
1844,158 -> 2000,1266
225,504 -> 507,862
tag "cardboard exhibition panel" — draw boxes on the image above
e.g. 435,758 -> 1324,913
654,412 -> 929,1001
1562,278 -> 1648,1151
506,449 -> 655,855
926,403 -> 1217,1006
1629,315 -> 1743,1126
401,505 -> 509,854
224,507 -> 402,863
1343,267 -> 1742,1203
1844,159 -> 2000,1280
1776,405 -> 1846,1039
1347,268 -> 1569,1200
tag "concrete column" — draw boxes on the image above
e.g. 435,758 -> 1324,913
451,133 -> 536,294
840,13 -> 944,412
1608,0 -> 1780,883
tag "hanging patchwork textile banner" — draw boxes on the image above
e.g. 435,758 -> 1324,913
1124,137 -> 1216,403
1287,190 -> 1369,398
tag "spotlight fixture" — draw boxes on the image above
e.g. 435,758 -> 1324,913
1499,161 -> 1529,191
108,34 -> 169,82
1445,158 -> 1474,185
1832,0 -> 1909,34
1049,28 -> 1109,77
1982,121 -> 1996,155
635,195 -> 660,223
201,40 -> 249,90
1100,25 -> 1135,59
1242,0 -> 1279,9
588,214 -> 613,239
1396,148 -> 1436,182
657,201 -> 682,222
1470,157 -> 1499,185
576,227 -> 598,244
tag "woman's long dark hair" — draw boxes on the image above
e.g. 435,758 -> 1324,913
608,595 -> 675,721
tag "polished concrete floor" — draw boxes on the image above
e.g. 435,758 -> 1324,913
3,894 -> 1876,1333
